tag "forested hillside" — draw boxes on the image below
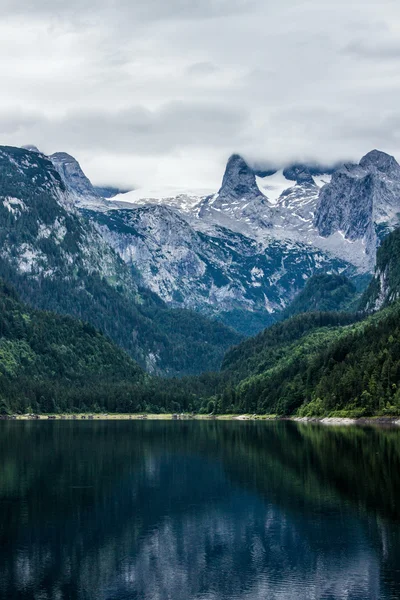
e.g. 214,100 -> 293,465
179,227 -> 400,418
279,274 -> 358,320
0,281 -> 194,415
203,304 -> 400,417
2,144 -> 400,418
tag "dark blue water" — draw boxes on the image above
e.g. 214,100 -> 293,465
1,420 -> 400,599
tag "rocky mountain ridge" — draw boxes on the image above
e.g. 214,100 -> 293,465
16,144 -> 400,333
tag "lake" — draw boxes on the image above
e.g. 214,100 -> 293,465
1,420 -> 400,599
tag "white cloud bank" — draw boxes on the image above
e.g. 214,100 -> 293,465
1,0 -> 400,190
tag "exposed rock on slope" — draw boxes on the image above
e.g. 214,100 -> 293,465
19,145 -> 400,334
0,145 -> 241,375
83,202 -> 354,333
50,151 -> 103,205
315,150 -> 400,264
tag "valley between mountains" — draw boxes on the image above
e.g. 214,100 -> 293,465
1,144 -> 400,418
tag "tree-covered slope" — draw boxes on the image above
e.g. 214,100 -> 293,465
0,146 -> 241,375
279,274 -> 358,320
188,230 -> 400,417
198,303 -> 400,417
0,281 -> 207,415
0,280 -> 142,414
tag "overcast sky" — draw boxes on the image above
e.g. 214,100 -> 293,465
1,0 -> 400,191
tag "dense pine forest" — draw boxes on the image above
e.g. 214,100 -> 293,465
0,280 -> 192,415
279,273 -> 359,320
3,271 -> 400,418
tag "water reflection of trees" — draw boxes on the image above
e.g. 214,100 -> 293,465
0,421 -> 399,599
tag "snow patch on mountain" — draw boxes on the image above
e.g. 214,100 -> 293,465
256,170 -> 295,204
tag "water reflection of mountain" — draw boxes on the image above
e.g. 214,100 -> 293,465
0,421 -> 399,599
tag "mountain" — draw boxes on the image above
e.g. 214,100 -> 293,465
0,279 -> 143,414
315,150 -> 400,265
0,280 -> 200,415
195,150 -> 400,272
185,226 -> 400,418
71,152 -> 357,332
0,145 -> 241,375
212,153 -> 267,204
233,300 -> 400,417
20,145 -> 400,336
49,151 -> 104,205
82,203 -> 355,334
189,298 -> 400,418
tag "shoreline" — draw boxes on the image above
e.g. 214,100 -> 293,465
2,413 -> 400,427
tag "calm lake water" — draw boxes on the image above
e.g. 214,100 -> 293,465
1,420 -> 400,600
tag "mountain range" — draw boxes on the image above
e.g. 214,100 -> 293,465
2,139 -> 400,417
30,144 -> 400,333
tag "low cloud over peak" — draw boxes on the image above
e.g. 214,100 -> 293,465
1,0 -> 400,190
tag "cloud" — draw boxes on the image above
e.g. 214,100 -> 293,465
344,39 -> 400,60
185,62 -> 220,77
0,102 -> 248,154
1,0 -> 400,190
2,0 -> 255,25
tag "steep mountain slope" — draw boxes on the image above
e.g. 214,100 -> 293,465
0,280 -> 203,415
185,229 -> 400,417
0,146 -> 241,375
360,227 -> 400,311
279,273 -> 359,320
49,151 -> 103,205
82,203 -> 353,333
190,300 -> 400,417
71,153 -> 355,332
0,280 -> 145,414
79,150 -> 396,333
195,150 -> 400,271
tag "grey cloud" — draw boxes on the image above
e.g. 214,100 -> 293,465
0,102 -> 248,155
1,0 -> 400,190
3,0 -> 255,23
185,62 -> 219,76
344,39 -> 400,60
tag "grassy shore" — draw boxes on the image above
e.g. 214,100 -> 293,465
8,413 -> 278,421
3,413 -> 399,426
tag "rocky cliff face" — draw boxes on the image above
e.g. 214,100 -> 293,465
50,151 -> 104,206
314,150 -> 400,259
0,146 -> 126,285
15,144 -> 400,335
217,154 -> 267,203
198,153 -> 273,230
